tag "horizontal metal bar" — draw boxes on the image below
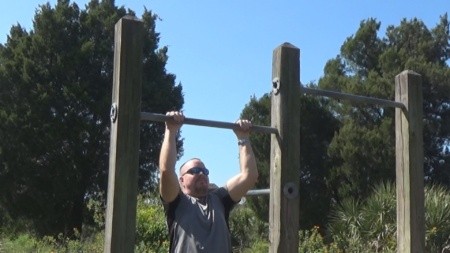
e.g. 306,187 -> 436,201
246,189 -> 270,196
302,86 -> 405,109
141,112 -> 278,135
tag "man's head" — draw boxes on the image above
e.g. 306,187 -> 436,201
179,158 -> 210,197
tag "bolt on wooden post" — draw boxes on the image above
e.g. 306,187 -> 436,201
104,16 -> 144,253
270,43 -> 301,253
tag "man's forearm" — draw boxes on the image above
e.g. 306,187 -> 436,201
159,129 -> 180,202
238,139 -> 258,178
159,130 -> 177,171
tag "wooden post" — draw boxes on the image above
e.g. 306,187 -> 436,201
104,16 -> 144,253
395,70 -> 424,253
269,43 -> 301,252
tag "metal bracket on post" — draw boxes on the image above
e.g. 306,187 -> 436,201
110,103 -> 118,123
283,182 -> 298,199
272,77 -> 280,95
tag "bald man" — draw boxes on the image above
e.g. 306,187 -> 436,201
159,111 -> 258,253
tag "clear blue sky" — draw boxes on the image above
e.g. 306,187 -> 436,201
1,1 -> 448,187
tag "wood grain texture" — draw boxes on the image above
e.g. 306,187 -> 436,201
104,16 -> 144,253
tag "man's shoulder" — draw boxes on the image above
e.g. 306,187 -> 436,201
209,186 -> 238,208
161,191 -> 183,210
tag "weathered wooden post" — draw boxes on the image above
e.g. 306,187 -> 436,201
270,43 -> 301,252
104,16 -> 144,253
395,70 -> 424,253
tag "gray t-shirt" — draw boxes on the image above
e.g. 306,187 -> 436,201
163,187 -> 237,253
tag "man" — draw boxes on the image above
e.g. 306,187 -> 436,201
159,111 -> 258,253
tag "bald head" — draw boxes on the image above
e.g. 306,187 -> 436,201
179,158 -> 209,197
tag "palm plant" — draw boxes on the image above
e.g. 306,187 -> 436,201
328,181 -> 450,252
328,198 -> 366,251
425,184 -> 450,252
360,182 -> 396,251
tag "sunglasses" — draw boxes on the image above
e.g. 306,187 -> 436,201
182,167 -> 209,176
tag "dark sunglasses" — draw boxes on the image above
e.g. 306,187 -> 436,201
182,167 -> 209,176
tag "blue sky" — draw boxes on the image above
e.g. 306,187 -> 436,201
1,1 -> 448,188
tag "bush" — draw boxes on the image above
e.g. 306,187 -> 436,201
0,229 -> 104,252
1,234 -> 52,252
0,194 -> 169,253
135,196 -> 169,252
299,226 -> 340,253
229,203 -> 268,252
243,239 -> 269,253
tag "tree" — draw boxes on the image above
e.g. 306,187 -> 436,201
0,0 -> 183,236
320,16 -> 450,202
239,14 -> 449,231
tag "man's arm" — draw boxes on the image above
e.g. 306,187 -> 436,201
226,119 -> 258,202
159,111 -> 184,203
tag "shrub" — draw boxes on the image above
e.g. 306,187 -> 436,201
135,196 -> 169,252
299,226 -> 340,253
229,203 -> 268,252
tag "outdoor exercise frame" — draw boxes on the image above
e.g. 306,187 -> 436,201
104,17 -> 424,253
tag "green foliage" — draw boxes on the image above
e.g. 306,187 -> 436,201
321,15 -> 450,203
85,191 -> 106,229
0,234 -> 53,252
0,229 -> 104,252
0,0 -> 183,236
328,182 -> 450,252
229,204 -> 268,252
299,226 -> 340,253
135,196 -> 169,252
240,95 -> 271,221
229,203 -> 343,252
233,225 -> 341,253
238,13 -> 449,253
240,93 -> 339,229
328,118 -> 395,201
425,184 -> 450,252
242,240 -> 269,253
2,186 -> 448,252
0,195 -> 169,252
328,182 -> 396,252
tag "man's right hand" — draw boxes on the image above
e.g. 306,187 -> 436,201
165,111 -> 184,132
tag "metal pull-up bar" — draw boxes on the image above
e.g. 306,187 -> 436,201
246,188 -> 271,196
141,112 -> 279,135
301,86 -> 406,109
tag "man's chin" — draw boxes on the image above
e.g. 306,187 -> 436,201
197,179 -> 209,186
196,181 -> 209,192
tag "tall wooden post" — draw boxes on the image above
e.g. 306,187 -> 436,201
104,16 -> 144,253
269,43 -> 301,252
395,70 -> 424,253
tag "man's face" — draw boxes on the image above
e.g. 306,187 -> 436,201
179,159 -> 210,197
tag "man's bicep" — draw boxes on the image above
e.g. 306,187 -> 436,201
226,174 -> 254,202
